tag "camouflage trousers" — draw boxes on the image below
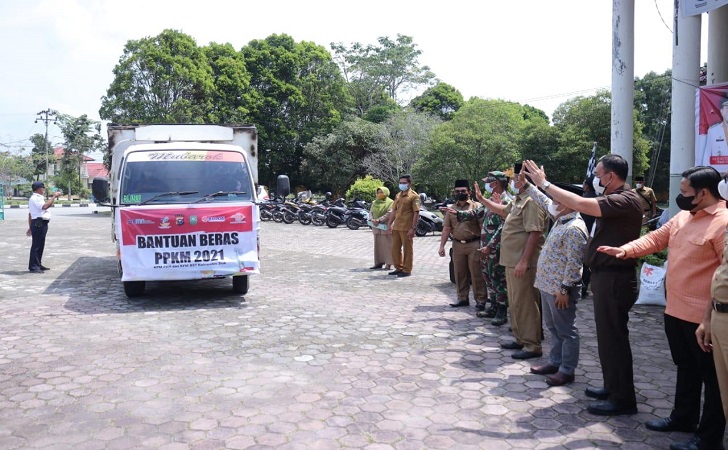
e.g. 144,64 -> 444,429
479,255 -> 508,308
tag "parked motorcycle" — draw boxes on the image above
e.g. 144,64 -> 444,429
416,206 -> 444,237
325,198 -> 369,229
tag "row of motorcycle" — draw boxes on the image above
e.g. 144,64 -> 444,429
257,196 -> 445,236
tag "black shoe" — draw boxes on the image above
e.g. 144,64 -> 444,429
29,269 -> 44,274
585,386 -> 610,400
491,306 -> 507,326
369,264 -> 384,270
645,417 -> 698,433
483,306 -> 497,318
449,300 -> 469,307
475,303 -> 486,312
530,364 -> 559,375
40,265 -> 50,271
669,436 -> 724,450
388,270 -> 402,276
396,272 -> 411,277
587,400 -> 637,416
500,341 -> 524,350
512,350 -> 542,360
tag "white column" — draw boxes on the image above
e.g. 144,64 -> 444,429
669,2 -> 702,218
708,5 -> 728,84
611,0 -> 635,178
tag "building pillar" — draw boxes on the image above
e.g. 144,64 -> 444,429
611,0 -> 635,178
669,2 -> 702,218
708,5 -> 728,84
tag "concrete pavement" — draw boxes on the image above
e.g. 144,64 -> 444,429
0,210 -> 712,449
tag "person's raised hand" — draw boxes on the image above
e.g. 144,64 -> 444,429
523,160 -> 546,187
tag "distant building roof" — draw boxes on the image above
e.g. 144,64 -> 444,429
86,163 -> 108,179
53,146 -> 95,161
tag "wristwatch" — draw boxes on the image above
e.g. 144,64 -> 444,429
559,284 -> 570,295
542,181 -> 551,190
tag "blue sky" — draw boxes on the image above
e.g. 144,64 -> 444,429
0,0 -> 701,160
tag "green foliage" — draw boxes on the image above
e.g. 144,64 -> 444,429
100,29 -> 214,123
55,113 -> 104,198
301,118 -> 381,193
363,101 -> 400,123
203,42 -> 255,123
634,70 -> 671,198
242,34 -> 351,187
29,133 -> 51,178
364,109 -> 441,189
345,175 -> 385,202
415,98 -> 526,198
410,82 -> 464,120
331,35 -> 435,116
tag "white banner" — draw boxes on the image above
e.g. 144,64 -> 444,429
117,204 -> 259,281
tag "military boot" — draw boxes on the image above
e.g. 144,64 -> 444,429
491,305 -> 507,326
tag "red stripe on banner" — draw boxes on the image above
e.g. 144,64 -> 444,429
120,206 -> 254,245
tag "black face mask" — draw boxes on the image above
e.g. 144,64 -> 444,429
456,192 -> 469,202
675,194 -> 696,211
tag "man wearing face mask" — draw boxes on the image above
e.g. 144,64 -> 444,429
386,174 -> 420,277
475,165 -> 548,360
438,180 -> 486,308
521,174 -> 588,387
633,175 -> 657,224
599,166 -> 728,450
522,155 -> 642,416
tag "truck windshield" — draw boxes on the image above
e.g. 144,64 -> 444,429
120,150 -> 253,205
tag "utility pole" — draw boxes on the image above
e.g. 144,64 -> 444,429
35,109 -> 57,183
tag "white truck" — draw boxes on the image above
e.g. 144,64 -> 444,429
93,124 -> 262,297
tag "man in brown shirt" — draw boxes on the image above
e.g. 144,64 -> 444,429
387,174 -> 420,277
439,180 -> 486,308
478,171 -> 547,360
524,155 -> 643,417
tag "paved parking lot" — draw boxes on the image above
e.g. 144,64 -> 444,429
0,208 -> 715,449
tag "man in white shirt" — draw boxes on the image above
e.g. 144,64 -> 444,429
26,181 -> 62,273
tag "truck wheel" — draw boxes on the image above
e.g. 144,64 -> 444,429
232,275 -> 249,295
124,281 -> 146,297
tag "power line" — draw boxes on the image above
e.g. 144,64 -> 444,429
654,0 -> 673,33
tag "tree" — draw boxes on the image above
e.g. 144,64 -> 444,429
331,35 -> 436,116
0,151 -> 32,194
55,113 -> 104,198
29,133 -> 52,180
203,42 -> 256,123
301,118 -> 380,193
634,70 -> 671,197
364,109 -> 441,190
409,82 -> 464,120
551,90 -> 650,183
242,34 -> 351,187
99,29 -> 214,123
415,99 -> 525,198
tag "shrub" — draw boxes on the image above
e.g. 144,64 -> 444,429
346,175 -> 386,203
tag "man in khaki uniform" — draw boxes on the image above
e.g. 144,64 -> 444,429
479,169 -> 547,359
633,175 -> 657,223
387,174 -> 420,277
439,180 -> 486,307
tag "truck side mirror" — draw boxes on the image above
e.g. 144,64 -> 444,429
92,177 -> 110,204
276,175 -> 290,199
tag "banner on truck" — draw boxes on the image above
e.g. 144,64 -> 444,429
118,205 -> 259,281
695,81 -> 728,174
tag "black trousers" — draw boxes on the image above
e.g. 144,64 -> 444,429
28,218 -> 48,271
664,314 -> 726,443
591,269 -> 637,407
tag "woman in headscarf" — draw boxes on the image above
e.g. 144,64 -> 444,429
369,186 -> 394,270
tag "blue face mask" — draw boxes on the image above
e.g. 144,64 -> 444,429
399,183 -> 409,191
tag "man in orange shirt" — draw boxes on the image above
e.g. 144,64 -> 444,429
598,166 -> 728,450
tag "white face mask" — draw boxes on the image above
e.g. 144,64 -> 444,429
719,179 -> 728,201
484,183 -> 494,194
593,176 -> 605,195
547,203 -> 562,218
635,183 -> 643,189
